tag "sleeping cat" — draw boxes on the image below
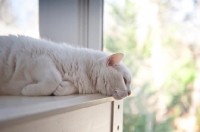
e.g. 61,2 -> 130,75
0,35 -> 132,100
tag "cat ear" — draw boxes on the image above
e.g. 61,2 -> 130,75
106,53 -> 124,66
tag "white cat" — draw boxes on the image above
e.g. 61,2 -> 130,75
0,35 -> 132,100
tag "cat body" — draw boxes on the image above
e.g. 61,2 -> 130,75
0,35 -> 131,99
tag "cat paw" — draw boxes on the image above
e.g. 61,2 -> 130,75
21,86 -> 31,95
53,83 -> 66,96
22,84 -> 38,96
53,81 -> 78,96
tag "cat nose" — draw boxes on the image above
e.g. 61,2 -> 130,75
127,91 -> 131,96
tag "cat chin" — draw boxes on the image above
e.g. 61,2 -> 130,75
112,94 -> 127,100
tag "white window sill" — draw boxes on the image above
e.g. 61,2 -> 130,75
0,94 -> 114,127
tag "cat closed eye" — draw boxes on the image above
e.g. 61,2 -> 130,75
123,78 -> 127,84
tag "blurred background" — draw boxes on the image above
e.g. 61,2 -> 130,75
104,0 -> 200,132
1,0 -> 200,131
0,0 -> 39,38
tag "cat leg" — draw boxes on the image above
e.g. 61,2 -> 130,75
21,56 -> 62,96
53,81 -> 78,96
22,79 -> 60,96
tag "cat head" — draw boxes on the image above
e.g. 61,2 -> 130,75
97,53 -> 132,100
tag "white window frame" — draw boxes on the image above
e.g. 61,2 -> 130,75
39,0 -> 103,50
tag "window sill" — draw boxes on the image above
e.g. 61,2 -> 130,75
0,94 -> 114,127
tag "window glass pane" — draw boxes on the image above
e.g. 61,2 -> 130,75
104,0 -> 200,132
0,0 -> 39,38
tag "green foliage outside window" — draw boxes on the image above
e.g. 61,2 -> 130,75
104,0 -> 200,131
